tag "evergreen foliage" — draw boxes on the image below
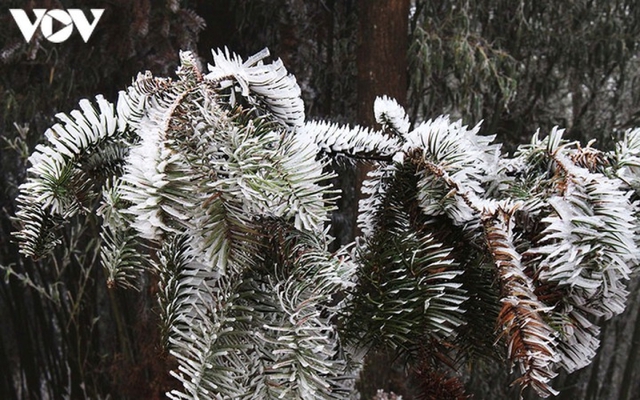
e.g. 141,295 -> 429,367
13,47 -> 640,399
409,0 -> 640,147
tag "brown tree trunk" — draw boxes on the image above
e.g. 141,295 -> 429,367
354,1 -> 411,398
356,0 -> 410,126
354,0 -> 410,237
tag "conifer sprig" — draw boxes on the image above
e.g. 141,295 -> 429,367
13,48 -> 640,399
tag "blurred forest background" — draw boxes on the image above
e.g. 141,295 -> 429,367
1,0 -> 640,399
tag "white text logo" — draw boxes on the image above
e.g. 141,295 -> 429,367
10,9 -> 104,43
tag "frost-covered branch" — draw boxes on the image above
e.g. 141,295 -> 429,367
13,47 -> 640,399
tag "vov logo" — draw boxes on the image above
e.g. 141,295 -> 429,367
10,9 -> 104,43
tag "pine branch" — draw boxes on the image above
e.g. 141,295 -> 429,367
374,96 -> 411,136
345,168 -> 467,357
100,225 -> 142,290
167,280 -> 253,400
15,95 -> 135,258
167,220 -> 357,399
613,127 -> 640,191
483,207 -> 559,398
301,120 -> 399,160
239,220 -> 356,399
205,48 -> 305,129
405,116 -> 504,226
13,45 -> 640,399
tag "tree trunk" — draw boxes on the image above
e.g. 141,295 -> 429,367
354,0 -> 410,236
354,1 -> 411,398
356,0 -> 410,126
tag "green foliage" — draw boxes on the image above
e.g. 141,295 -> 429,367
409,0 -> 640,147
14,48 -> 357,399
4,1 -> 640,398
11,46 -> 640,400
339,98 -> 640,397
